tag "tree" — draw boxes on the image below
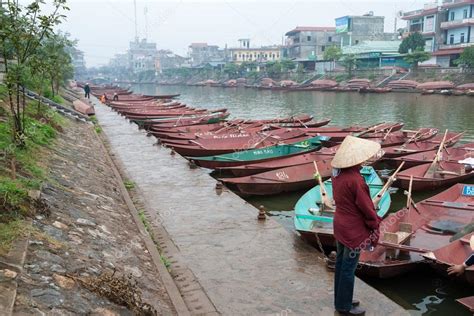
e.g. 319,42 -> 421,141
404,49 -> 431,70
455,46 -> 474,68
0,0 -> 69,146
340,54 -> 358,77
323,46 -> 342,62
265,61 -> 281,78
399,32 -> 425,54
280,59 -> 296,72
223,63 -> 239,78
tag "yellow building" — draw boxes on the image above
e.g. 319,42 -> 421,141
228,39 -> 281,64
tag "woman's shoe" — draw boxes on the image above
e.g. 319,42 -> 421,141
336,306 -> 366,315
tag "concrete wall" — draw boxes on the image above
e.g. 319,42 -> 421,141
447,5 -> 472,21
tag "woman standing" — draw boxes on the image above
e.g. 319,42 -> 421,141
331,136 -> 382,316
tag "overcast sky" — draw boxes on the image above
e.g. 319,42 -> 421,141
52,0 -> 433,66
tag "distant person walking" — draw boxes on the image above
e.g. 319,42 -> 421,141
84,83 -> 91,99
331,136 -> 382,316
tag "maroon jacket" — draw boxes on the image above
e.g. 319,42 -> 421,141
332,166 -> 381,250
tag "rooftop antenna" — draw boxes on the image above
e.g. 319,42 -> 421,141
144,6 -> 148,40
134,0 -> 138,41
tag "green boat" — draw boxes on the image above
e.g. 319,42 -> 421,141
294,166 -> 391,248
189,135 -> 330,169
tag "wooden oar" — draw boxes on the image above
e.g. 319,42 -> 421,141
354,122 -> 386,137
372,162 -> 405,209
249,132 -> 275,149
406,175 -> 413,209
313,161 -> 334,210
424,129 -> 448,178
382,126 -> 394,141
378,241 -> 429,253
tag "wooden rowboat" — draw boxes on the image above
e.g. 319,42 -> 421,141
381,131 -> 463,159
359,184 -> 474,278
387,142 -> 474,169
396,161 -> 474,191
221,159 -> 333,195
423,232 -> 474,285
189,136 -> 330,169
294,166 -> 391,248
217,146 -> 338,176
167,130 -> 310,157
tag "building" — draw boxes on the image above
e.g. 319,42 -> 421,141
228,39 -> 281,65
155,50 -> 189,72
436,0 -> 474,66
401,2 -> 446,55
128,38 -> 158,74
342,40 -> 408,68
283,26 -> 339,69
336,12 -> 397,47
188,43 -> 226,67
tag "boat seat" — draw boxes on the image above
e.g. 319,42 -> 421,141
384,224 -> 412,259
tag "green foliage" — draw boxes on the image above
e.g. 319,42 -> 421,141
280,59 -> 296,72
223,63 -> 239,78
0,179 -> 28,209
335,74 -> 349,82
399,32 -> 425,54
0,219 -> 30,255
265,61 -> 282,77
404,49 -> 431,70
124,180 -> 135,190
340,54 -> 358,77
455,46 -> 474,68
0,0 -> 70,146
323,46 -> 342,61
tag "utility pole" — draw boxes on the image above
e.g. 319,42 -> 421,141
134,0 -> 138,41
144,6 -> 148,40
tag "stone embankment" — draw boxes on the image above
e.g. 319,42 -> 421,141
3,119 -> 178,315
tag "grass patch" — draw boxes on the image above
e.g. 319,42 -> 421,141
123,180 -> 135,190
95,126 -> 102,134
0,219 -> 30,256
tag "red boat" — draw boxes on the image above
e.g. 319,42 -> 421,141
167,131 -> 310,157
124,109 -> 222,120
358,183 -> 474,278
220,159 -> 333,195
149,120 -> 249,136
381,131 -> 463,159
217,147 -> 338,176
143,112 -> 230,129
387,142 -> 474,169
396,161 -> 474,191
423,232 -> 474,285
157,125 -> 269,142
457,296 -> 474,313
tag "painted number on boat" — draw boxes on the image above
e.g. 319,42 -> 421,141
276,171 -> 289,180
462,185 -> 474,196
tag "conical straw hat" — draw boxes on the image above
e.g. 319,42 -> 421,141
470,235 -> 474,251
331,136 -> 381,168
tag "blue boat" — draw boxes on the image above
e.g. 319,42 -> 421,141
293,166 -> 391,248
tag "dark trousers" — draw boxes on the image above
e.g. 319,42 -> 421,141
334,241 -> 360,312
85,91 -> 90,99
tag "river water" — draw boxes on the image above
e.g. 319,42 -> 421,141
133,84 -> 473,315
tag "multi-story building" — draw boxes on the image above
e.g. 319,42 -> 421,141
401,2 -> 445,54
188,43 -> 226,67
335,12 -> 397,47
283,26 -> 338,67
436,0 -> 474,65
228,40 -> 281,65
155,50 -> 189,72
128,38 -> 158,74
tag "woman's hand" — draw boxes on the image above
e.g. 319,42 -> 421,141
447,264 -> 465,276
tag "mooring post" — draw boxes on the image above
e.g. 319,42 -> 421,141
258,205 -> 266,220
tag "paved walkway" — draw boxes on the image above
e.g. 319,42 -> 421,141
94,101 -> 407,316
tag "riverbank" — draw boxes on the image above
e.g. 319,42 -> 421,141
8,118 -> 177,315
92,97 -> 407,315
0,88 -> 182,314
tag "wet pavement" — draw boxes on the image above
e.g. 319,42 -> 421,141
93,101 -> 407,315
